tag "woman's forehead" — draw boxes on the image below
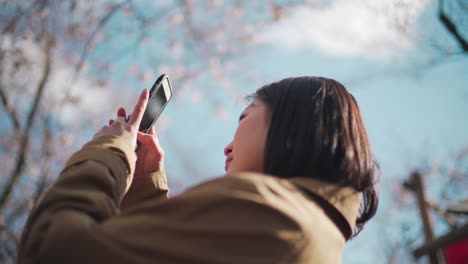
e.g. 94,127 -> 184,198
244,100 -> 271,121
247,99 -> 265,108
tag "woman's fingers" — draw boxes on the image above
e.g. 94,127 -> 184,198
128,89 -> 149,127
137,131 -> 148,141
137,127 -> 161,145
114,108 -> 127,124
117,107 -> 126,117
116,116 -> 127,124
140,127 -> 163,151
149,127 -> 162,147
137,131 -> 155,144
138,127 -> 158,141
148,126 -> 156,135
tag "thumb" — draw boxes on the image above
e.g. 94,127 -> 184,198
148,126 -> 156,135
137,131 -> 152,143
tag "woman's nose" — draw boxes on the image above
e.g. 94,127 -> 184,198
224,142 -> 233,156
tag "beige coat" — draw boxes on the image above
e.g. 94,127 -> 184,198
18,136 -> 361,264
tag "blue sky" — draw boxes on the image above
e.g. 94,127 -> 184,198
156,0 -> 468,187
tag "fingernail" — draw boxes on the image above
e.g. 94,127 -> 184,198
118,107 -> 126,116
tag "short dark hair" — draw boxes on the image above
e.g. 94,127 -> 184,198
251,76 -> 378,236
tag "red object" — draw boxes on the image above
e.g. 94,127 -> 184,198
443,239 -> 468,264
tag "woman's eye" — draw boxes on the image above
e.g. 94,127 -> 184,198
238,114 -> 246,122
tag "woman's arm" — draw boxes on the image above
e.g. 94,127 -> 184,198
112,110 -> 168,211
18,143 -> 302,264
17,135 -> 137,263
18,89 -> 149,263
120,170 -> 169,212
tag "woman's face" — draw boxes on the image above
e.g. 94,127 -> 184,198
224,99 -> 270,174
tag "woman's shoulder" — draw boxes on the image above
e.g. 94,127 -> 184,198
184,172 -> 294,198
182,172 -> 321,224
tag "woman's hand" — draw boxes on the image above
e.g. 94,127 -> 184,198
105,100 -> 165,179
93,89 -> 149,150
134,126 -> 165,179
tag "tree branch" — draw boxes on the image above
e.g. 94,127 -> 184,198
0,222 -> 20,259
73,2 -> 126,79
0,38 -> 52,211
0,47 -> 21,135
0,88 -> 21,135
439,0 -> 468,52
33,116 -> 54,204
1,0 -> 42,35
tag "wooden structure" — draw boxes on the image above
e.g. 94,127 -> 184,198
404,172 -> 468,264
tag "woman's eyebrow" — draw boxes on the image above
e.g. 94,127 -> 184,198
238,102 -> 258,121
247,102 -> 256,108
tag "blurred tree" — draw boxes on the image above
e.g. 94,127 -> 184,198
0,0 -> 311,261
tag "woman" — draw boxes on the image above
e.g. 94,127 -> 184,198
18,76 -> 378,263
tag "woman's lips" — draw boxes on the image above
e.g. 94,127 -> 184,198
225,158 -> 233,171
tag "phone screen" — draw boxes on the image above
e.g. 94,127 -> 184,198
138,77 -> 171,133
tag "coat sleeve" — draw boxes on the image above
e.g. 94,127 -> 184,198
18,135 -> 305,264
17,135 -> 137,264
120,170 -> 169,212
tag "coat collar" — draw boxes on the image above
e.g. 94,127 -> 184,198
288,177 -> 362,236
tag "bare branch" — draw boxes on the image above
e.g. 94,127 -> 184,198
0,46 -> 22,135
0,222 -> 20,258
0,88 -> 21,135
0,38 -> 53,211
2,108 -> 59,238
33,116 -> 54,204
439,0 -> 468,52
73,2 -> 126,79
1,0 -> 42,35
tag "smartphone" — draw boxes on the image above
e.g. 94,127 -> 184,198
137,74 -> 172,148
